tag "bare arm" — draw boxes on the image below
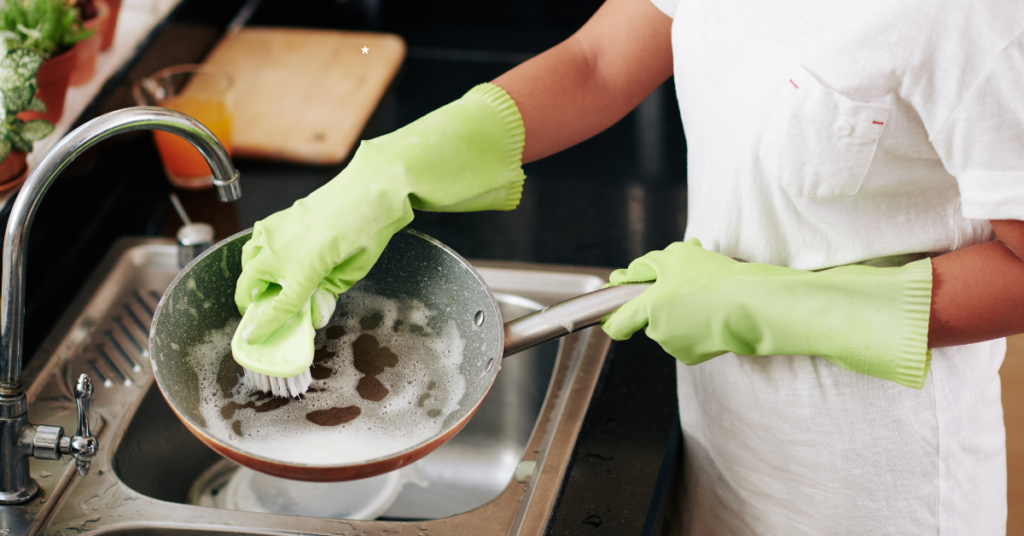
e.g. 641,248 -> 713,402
493,0 -> 673,163
930,219 -> 1024,347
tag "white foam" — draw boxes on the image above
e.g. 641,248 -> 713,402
184,290 -> 468,466
186,277 -> 204,299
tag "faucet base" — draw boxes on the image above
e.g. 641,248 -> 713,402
0,478 -> 38,505
0,392 -> 37,505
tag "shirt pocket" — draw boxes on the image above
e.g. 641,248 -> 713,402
759,67 -> 890,198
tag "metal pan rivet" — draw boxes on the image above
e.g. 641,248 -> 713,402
474,310 -> 485,326
485,358 -> 494,372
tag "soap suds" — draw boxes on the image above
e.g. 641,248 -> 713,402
186,277 -> 205,299
184,290 -> 467,466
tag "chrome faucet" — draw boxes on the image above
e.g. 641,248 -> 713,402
0,107 -> 241,504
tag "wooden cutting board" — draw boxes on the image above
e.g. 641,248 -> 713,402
201,27 -> 405,165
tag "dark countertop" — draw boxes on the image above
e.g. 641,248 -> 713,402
14,0 -> 685,533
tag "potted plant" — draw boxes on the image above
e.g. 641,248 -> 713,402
98,0 -> 119,50
0,0 -> 93,123
0,40 -> 53,189
68,0 -> 109,86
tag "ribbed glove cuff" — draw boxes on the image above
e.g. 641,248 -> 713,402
458,83 -> 527,211
402,82 -> 527,212
826,258 -> 933,389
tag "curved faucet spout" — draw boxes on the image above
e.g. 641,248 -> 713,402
0,106 -> 242,389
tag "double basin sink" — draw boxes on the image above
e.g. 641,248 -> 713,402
16,237 -> 613,535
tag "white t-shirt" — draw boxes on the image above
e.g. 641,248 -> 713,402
648,0 -> 1023,533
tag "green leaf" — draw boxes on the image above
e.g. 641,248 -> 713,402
14,23 -> 41,49
19,118 -> 51,141
0,48 -> 43,90
0,91 -> 6,124
0,0 -> 90,56
24,95 -> 45,113
0,65 -> 17,90
0,138 -> 12,163
9,129 -> 30,153
3,84 -> 34,113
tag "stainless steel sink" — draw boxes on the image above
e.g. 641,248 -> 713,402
13,238 -> 614,535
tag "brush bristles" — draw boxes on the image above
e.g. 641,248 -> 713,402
243,368 -> 312,398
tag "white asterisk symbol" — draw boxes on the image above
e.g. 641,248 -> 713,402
361,46 -> 369,54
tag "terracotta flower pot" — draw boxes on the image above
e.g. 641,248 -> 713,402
70,0 -> 111,86
0,151 -> 27,186
99,0 -> 122,50
0,170 -> 29,195
19,46 -> 78,124
0,151 -> 29,195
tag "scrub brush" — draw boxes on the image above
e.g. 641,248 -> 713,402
231,287 -> 338,398
241,367 -> 313,399
231,286 -> 317,398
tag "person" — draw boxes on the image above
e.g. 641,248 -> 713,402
233,0 -> 1024,532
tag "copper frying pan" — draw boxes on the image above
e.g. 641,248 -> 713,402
149,228 -> 647,482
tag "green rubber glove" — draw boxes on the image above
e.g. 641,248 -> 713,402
235,83 -> 525,346
232,285 -> 315,377
601,238 -> 934,389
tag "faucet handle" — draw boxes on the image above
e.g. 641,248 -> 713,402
60,374 -> 98,476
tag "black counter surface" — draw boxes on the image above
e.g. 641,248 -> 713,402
14,0 -> 687,533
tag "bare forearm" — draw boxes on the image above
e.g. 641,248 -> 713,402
929,219 -> 1024,347
493,0 -> 673,163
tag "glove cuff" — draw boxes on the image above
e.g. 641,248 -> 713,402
459,83 -> 527,211
810,257 -> 933,389
394,82 -> 526,213
881,257 -> 933,389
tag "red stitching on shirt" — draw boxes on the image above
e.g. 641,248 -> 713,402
872,121 -> 884,125
789,79 -> 799,88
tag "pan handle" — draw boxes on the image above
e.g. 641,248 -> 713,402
502,284 -> 651,357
